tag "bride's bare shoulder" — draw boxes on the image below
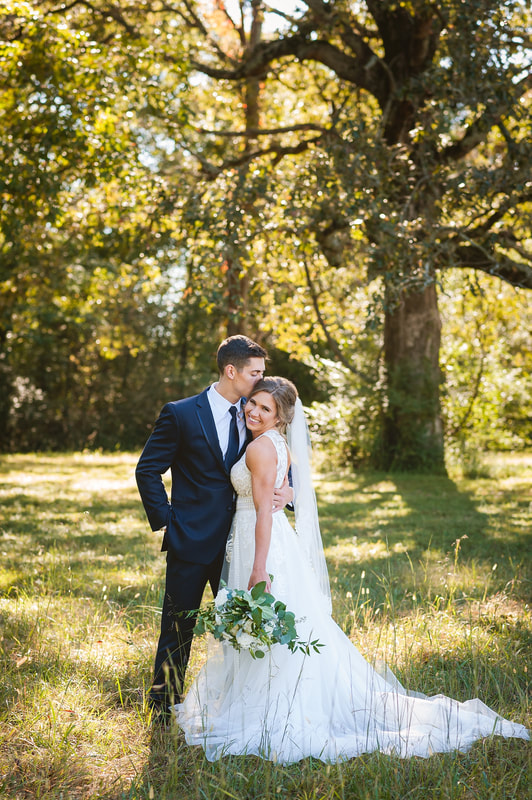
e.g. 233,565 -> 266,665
245,433 -> 278,465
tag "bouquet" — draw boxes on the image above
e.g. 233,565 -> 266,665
191,580 -> 324,660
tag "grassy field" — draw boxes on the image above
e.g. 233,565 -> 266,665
0,451 -> 530,799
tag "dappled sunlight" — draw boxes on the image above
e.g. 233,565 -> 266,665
326,537 -> 409,565
1,472 -> 138,494
455,452 -> 532,481
1,593 -> 157,666
72,474 -> 138,494
319,478 -> 399,504
0,454 -> 143,514
1,453 -> 530,798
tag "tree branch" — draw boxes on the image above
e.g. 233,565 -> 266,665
450,241 -> 532,289
44,0 -> 140,36
46,0 -> 86,15
302,257 -> 373,381
263,4 -> 300,27
183,133 -> 324,179
199,123 -> 329,137
338,22 -> 379,62
179,0 -> 240,66
192,32 -> 389,107
448,337 -> 486,438
81,0 -> 140,36
467,190 -> 532,237
438,71 -> 532,164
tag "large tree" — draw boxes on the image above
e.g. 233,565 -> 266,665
168,0 -> 531,471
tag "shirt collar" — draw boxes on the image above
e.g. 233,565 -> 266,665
209,383 -> 242,416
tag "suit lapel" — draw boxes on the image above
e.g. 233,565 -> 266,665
196,389 -> 226,471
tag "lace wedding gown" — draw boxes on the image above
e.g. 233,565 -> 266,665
173,430 -> 529,763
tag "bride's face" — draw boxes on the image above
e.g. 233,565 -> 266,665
245,391 -> 279,437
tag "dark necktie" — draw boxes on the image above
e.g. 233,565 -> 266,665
224,405 -> 240,469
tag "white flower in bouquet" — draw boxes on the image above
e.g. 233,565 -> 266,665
215,587 -> 230,607
236,631 -> 257,649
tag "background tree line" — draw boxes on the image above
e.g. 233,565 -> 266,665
0,0 -> 530,468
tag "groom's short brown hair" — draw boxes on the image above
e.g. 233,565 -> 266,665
217,335 -> 268,373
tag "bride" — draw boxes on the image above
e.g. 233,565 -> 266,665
173,377 -> 529,763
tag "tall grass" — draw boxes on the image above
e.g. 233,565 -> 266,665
0,452 -> 530,799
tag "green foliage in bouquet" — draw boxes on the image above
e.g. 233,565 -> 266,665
191,580 -> 324,660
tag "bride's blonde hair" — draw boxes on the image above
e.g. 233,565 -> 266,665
248,377 -> 298,433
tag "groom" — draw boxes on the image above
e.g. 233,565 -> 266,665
135,335 -> 291,718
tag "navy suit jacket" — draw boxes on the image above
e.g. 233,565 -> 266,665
135,388 -> 248,565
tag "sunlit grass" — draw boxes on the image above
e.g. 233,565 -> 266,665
0,452 -> 530,799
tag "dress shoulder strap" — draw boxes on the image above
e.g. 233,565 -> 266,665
261,429 -> 288,486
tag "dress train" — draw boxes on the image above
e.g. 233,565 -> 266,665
173,431 -> 529,763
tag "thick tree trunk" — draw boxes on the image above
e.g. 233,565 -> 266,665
224,3 -> 262,339
374,283 -> 445,472
226,251 -> 250,338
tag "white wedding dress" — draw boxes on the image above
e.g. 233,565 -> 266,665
174,430 -> 529,763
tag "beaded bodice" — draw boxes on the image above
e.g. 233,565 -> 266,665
230,429 -> 288,505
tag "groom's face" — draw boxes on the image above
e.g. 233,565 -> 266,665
234,357 -> 265,399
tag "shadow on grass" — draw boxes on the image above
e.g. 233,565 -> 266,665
397,641 -> 530,710
0,475 -> 164,601
319,471 -> 490,552
318,470 -> 531,610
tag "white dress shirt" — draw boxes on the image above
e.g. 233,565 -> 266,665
207,384 -> 246,459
